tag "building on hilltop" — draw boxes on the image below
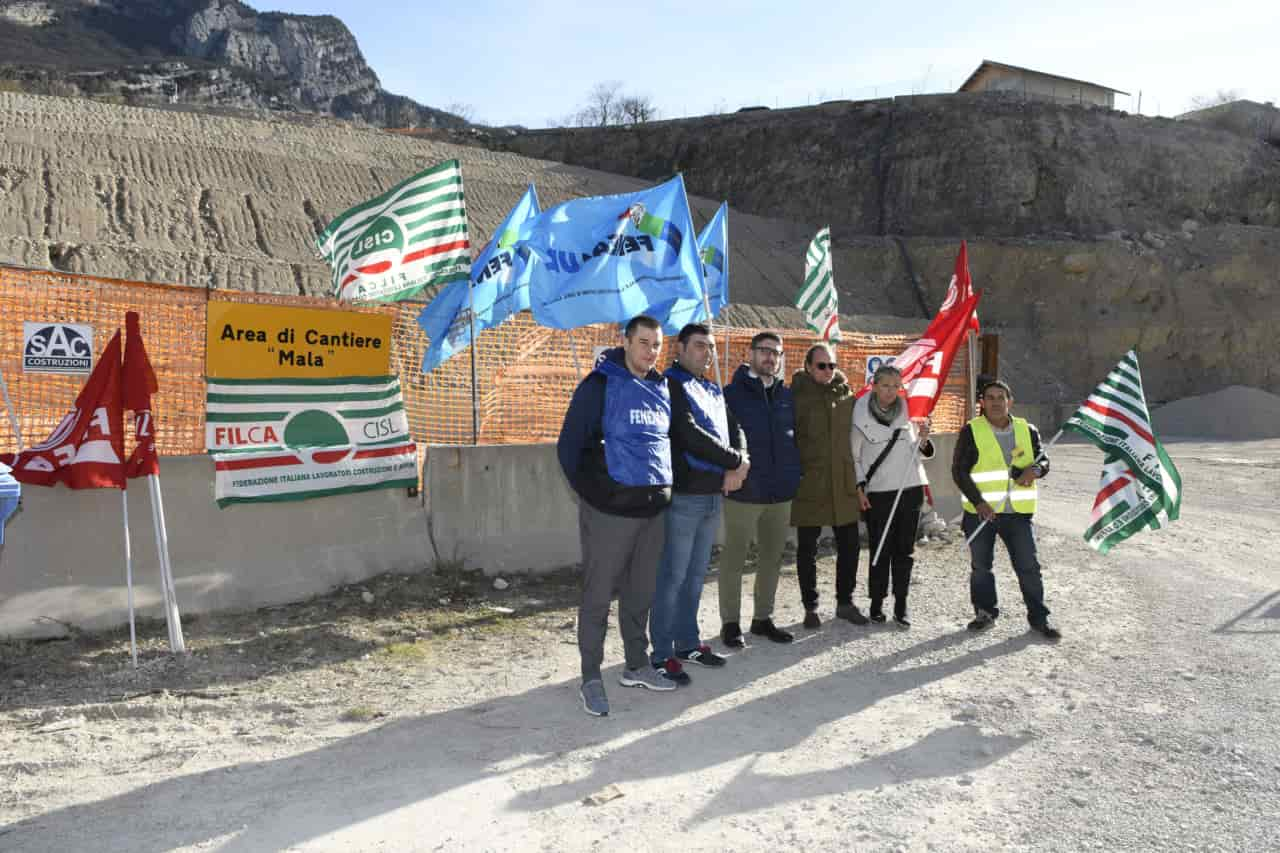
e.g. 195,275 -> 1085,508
958,60 -> 1127,108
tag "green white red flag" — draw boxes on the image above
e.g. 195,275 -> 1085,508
1063,350 -> 1182,552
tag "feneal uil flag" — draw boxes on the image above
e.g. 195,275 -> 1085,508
1062,351 -> 1182,553
797,227 -> 840,341
524,176 -> 704,329
418,184 -> 541,372
653,201 -> 730,334
318,159 -> 470,303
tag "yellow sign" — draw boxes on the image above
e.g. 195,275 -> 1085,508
206,302 -> 392,379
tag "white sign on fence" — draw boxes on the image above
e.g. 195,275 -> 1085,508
864,354 -> 896,385
22,322 -> 94,374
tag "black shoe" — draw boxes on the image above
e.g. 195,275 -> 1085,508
967,611 -> 996,632
894,614 -> 912,628
721,622 -> 745,649
869,600 -> 887,623
1030,621 -> 1062,641
749,619 -> 794,643
677,644 -> 728,667
894,600 -> 909,627
803,609 -> 821,629
836,603 -> 869,625
653,658 -> 692,685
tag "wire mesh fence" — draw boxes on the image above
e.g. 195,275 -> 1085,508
0,265 -> 972,458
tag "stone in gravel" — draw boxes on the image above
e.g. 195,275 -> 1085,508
582,784 -> 624,806
1069,795 -> 1089,807
493,578 -> 510,591
361,591 -> 375,604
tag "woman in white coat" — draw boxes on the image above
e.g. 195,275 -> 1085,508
851,365 -> 933,625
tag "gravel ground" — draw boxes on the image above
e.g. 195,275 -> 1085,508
1,439 -> 1278,852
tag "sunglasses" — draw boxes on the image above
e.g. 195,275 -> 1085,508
813,362 -> 837,371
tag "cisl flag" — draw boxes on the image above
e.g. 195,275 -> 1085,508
7,330 -> 125,488
122,311 -> 160,478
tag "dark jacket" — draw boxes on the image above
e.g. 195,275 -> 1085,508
665,362 -> 748,494
722,364 -> 802,504
557,347 -> 673,518
951,417 -> 1051,513
789,368 -> 860,528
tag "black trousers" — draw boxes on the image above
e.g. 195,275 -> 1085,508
796,521 -> 859,610
864,486 -> 923,613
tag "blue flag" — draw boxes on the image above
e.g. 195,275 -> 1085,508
417,185 -> 541,372
524,176 -> 705,330
652,201 -> 729,334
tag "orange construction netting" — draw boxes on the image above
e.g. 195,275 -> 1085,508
0,265 -> 973,456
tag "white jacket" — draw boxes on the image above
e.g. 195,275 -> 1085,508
850,394 -> 934,492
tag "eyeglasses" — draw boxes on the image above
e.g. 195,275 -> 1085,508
752,347 -> 783,356
813,362 -> 837,371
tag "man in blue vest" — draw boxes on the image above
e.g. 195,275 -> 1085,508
649,323 -> 750,685
558,315 -> 680,717
718,331 -> 803,647
952,378 -> 1061,640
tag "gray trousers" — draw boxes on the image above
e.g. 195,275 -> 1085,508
577,500 -> 666,683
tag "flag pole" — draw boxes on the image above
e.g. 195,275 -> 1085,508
148,474 -> 185,653
121,490 -> 138,669
963,429 -> 1065,546
568,328 -> 583,376
0,365 -> 23,453
467,279 -> 480,445
703,293 -> 723,386
870,437 -> 923,567
966,332 -> 977,421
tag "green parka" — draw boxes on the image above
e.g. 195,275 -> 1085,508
789,367 -> 861,528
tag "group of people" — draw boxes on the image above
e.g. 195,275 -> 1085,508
557,315 -> 1061,718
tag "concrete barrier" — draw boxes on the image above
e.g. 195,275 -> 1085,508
423,443 -> 581,575
0,436 -> 968,638
0,456 -> 431,639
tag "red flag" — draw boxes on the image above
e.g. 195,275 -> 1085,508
904,293 -> 980,420
123,311 -> 160,478
6,330 -> 125,489
939,240 -> 980,336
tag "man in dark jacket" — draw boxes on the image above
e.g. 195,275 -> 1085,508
952,378 -> 1060,640
558,315 -> 681,717
718,331 -> 803,647
649,323 -> 750,684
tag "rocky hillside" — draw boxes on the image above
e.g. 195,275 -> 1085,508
499,94 -> 1280,239
0,0 -> 464,128
491,94 -> 1280,400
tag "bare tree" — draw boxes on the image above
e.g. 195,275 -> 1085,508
619,94 -> 659,124
1189,88 -> 1243,110
578,81 -> 623,126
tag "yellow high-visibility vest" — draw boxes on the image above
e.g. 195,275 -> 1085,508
961,416 -> 1038,514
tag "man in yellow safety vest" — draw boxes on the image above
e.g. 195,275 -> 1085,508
951,379 -> 1061,640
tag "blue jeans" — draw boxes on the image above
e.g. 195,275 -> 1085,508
650,492 -> 721,664
963,512 -> 1050,625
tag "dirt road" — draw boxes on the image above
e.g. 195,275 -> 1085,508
2,440 -> 1278,852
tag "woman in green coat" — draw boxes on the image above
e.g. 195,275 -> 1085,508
790,343 -> 867,628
